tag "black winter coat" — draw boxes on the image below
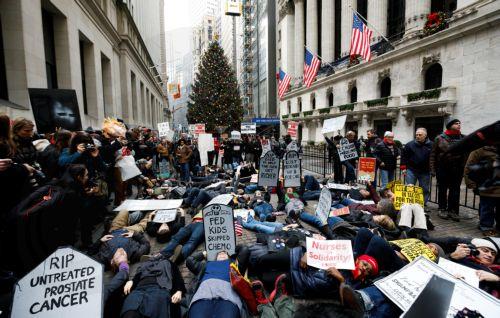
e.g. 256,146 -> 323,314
401,139 -> 433,173
374,141 -> 400,171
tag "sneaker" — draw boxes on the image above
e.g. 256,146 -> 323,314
269,274 -> 288,303
438,209 -> 449,219
339,283 -> 364,315
169,245 -> 183,263
251,280 -> 269,305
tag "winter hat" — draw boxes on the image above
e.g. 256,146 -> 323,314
384,131 -> 393,137
471,238 -> 498,253
446,118 -> 460,130
357,254 -> 379,276
32,139 -> 50,152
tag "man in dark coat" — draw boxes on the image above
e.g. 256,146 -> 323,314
374,131 -> 400,189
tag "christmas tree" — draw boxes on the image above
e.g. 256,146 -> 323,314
187,41 -> 243,131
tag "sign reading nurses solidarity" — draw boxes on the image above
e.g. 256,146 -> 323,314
12,247 -> 103,318
203,204 -> 236,261
337,138 -> 358,162
306,238 -> 355,270
357,157 -> 376,182
258,151 -> 280,187
283,150 -> 301,188
315,187 -> 332,225
393,184 -> 424,210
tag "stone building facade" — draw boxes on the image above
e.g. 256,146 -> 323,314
0,0 -> 167,130
277,0 -> 500,143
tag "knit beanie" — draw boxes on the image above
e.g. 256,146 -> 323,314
446,118 -> 460,130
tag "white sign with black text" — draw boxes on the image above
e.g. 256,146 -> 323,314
153,209 -> 177,223
157,122 -> 170,137
283,150 -> 301,188
315,187 -> 332,225
241,122 -> 256,134
203,204 -> 236,261
258,151 -> 280,187
338,138 -> 358,162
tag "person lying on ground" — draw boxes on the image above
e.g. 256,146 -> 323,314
146,210 -> 186,244
237,213 -> 299,235
285,197 -> 335,239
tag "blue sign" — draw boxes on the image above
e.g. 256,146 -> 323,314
252,117 -> 281,125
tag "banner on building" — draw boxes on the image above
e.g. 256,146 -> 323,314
157,122 -> 170,137
357,157 -> 376,182
393,184 -> 424,210
241,122 -> 257,134
287,121 -> 299,138
203,204 -> 236,261
258,151 -> 280,187
338,138 -> 358,162
283,150 -> 301,188
306,238 -> 355,270
315,187 -> 332,225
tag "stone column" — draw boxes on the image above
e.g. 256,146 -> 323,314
321,0 -> 335,62
367,0 -> 388,43
306,0 -> 318,53
294,0 -> 305,78
404,0 -> 431,37
340,0 -> 356,56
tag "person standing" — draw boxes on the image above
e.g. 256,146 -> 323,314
401,128 -> 433,204
430,119 -> 467,221
176,139 -> 192,182
374,131 -> 400,189
343,131 -> 360,184
364,129 -> 381,158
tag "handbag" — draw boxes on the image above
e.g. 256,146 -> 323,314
229,263 -> 258,315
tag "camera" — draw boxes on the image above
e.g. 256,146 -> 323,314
85,143 -> 96,150
466,244 -> 480,257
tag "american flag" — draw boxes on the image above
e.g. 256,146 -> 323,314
350,13 -> 373,61
303,48 -> 321,87
234,220 -> 243,236
278,68 -> 291,99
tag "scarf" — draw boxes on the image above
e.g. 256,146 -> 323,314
383,137 -> 394,145
444,129 -> 461,136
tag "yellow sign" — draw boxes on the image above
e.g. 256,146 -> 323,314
391,238 -> 436,262
385,179 -> 402,192
393,184 -> 424,210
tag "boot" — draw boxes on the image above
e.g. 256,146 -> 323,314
339,283 -> 364,317
320,224 -> 335,240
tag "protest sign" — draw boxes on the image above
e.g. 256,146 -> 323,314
437,258 -> 480,287
283,150 -> 301,188
258,151 -> 280,187
114,199 -> 182,211
233,209 -> 255,222
153,209 -> 177,223
285,140 -> 299,152
207,194 -> 233,206
203,204 -> 236,261
393,184 -> 424,210
157,122 -> 170,137
115,156 -> 142,181
12,247 -> 103,318
287,121 -> 299,138
330,206 -> 350,217
194,123 -> 205,135
261,139 -> 272,155
357,157 -> 376,182
375,256 -> 500,317
390,238 -> 437,262
326,183 -> 353,191
315,187 -> 332,225
158,159 -> 170,178
306,237 -> 355,270
322,115 -> 347,135
198,133 -> 215,166
241,122 -> 256,134
338,138 -> 358,162
188,124 -> 195,134
250,174 -> 258,183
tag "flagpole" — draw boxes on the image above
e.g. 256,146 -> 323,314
348,6 -> 395,48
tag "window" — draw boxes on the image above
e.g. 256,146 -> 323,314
380,77 -> 391,98
311,97 -> 316,110
424,63 -> 443,90
298,97 -> 302,112
357,0 -> 368,19
328,92 -> 334,106
287,101 -> 291,114
278,49 -> 281,60
79,40 -> 88,114
350,86 -> 357,103
101,53 -> 112,117
42,9 -> 57,88
431,0 -> 457,13
374,119 -> 392,137
334,0 -> 342,59
0,17 -> 8,100
387,0 -> 405,41
278,30 -> 281,42
131,71 -> 137,120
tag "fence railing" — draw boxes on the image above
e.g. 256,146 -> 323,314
301,145 -> 479,211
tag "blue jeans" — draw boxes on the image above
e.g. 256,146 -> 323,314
358,286 -> 401,318
327,216 -> 344,228
379,169 -> 395,189
304,175 -> 320,191
161,222 -> 204,260
192,190 -> 212,208
245,184 -> 259,193
254,202 -> 274,221
189,299 -> 240,318
478,196 -> 500,231
299,212 -> 324,228
240,214 -> 283,234
180,162 -> 190,181
184,187 -> 201,206
343,161 -> 356,183
302,190 -> 321,201
405,169 -> 431,204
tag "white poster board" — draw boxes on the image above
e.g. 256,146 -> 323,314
153,209 -> 177,223
258,151 -> 280,187
241,122 -> 256,134
337,138 -> 358,162
198,133 -> 214,166
315,187 -> 332,225
114,199 -> 183,211
286,140 -> 299,152
261,139 -> 272,156
12,247 -> 103,318
207,194 -> 233,206
157,122 -> 170,137
437,258 -> 480,287
322,115 -> 347,135
233,208 -> 255,222
203,204 -> 236,261
283,150 -> 301,188
115,156 -> 142,181
374,256 -> 500,317
306,238 -> 355,270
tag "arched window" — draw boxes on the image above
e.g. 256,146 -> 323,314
311,97 -> 316,110
424,63 -> 443,90
350,86 -> 357,103
328,92 -> 334,107
380,77 -> 391,98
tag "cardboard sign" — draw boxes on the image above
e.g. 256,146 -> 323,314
286,140 -> 299,152
258,151 -> 280,187
338,138 -> 358,162
330,206 -> 350,217
283,150 -> 301,188
437,258 -> 479,287
241,122 -> 256,134
194,123 -> 205,135
322,115 -> 347,135
203,204 -> 236,261
357,157 -> 376,182
198,133 -> 215,166
390,238 -> 437,262
207,194 -> 233,206
385,179 -> 402,192
315,187 -> 332,225
393,184 -> 424,210
12,247 -> 103,318
374,256 -> 500,317
157,122 -> 170,137
153,209 -> 177,223
287,121 -> 299,138
306,237 -> 355,270
114,199 -> 183,211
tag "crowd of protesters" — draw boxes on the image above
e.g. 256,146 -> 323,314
0,113 -> 498,318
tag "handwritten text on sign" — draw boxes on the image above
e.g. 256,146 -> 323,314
306,238 -> 355,270
153,209 -> 177,223
258,151 -> 280,187
338,138 -> 358,162
315,187 -> 332,225
393,184 -> 424,210
12,247 -> 103,318
203,204 -> 236,261
283,150 -> 301,188
357,157 -> 376,182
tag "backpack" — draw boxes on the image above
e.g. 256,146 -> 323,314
10,185 -> 67,221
